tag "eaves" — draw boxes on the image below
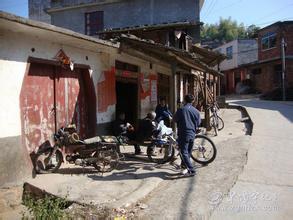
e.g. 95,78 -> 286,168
0,11 -> 118,49
46,0 -> 124,13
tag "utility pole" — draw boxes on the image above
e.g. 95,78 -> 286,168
281,37 -> 286,101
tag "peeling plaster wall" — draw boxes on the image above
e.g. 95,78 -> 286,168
0,21 -> 172,185
112,52 -> 171,120
0,28 -> 110,186
1,35 -> 105,126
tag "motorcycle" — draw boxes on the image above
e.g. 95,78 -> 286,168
34,125 -> 120,174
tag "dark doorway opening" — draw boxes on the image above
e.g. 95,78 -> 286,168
115,80 -> 138,127
157,73 -> 170,104
234,72 -> 241,92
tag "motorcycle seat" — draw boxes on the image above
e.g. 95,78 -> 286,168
82,136 -> 102,144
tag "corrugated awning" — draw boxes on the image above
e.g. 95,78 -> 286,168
119,34 -> 224,76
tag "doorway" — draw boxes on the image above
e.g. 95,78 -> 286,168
20,62 -> 96,152
157,73 -> 170,104
115,80 -> 138,127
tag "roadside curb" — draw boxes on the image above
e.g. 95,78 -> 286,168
23,173 -> 166,215
226,103 -> 254,135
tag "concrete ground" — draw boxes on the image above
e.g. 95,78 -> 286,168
211,99 -> 293,220
0,107 -> 249,219
134,108 -> 250,219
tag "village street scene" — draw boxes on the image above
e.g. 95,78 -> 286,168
0,0 -> 293,219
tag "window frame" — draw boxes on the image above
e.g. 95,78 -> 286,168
226,46 -> 233,60
85,11 -> 104,36
261,32 -> 277,51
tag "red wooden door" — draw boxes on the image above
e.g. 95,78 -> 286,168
20,63 -> 56,153
55,68 -> 87,138
20,63 -> 88,153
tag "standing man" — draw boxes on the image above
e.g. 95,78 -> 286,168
173,94 -> 201,176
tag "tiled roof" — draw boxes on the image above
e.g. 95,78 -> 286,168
99,21 -> 201,34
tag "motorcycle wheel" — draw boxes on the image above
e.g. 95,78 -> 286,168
93,150 -> 119,173
35,148 -> 63,174
191,134 -> 217,165
147,143 -> 175,164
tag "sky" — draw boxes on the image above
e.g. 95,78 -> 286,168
0,0 -> 293,28
201,0 -> 293,27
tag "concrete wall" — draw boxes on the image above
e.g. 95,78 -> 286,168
0,27 -> 110,186
238,39 -> 258,66
0,16 -> 171,186
216,40 -> 238,71
96,50 -> 171,128
29,0 -> 51,23
50,0 -> 200,34
216,39 -> 258,71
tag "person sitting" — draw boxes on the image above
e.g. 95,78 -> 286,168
136,111 -> 158,142
155,97 -> 172,126
112,113 -> 141,155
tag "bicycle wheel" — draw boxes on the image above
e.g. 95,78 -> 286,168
210,115 -> 224,131
217,116 -> 224,131
191,134 -> 217,165
147,143 -> 175,164
210,116 -> 218,136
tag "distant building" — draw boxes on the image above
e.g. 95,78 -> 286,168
28,0 -> 51,23
29,0 -> 205,48
250,21 -> 293,94
214,39 -> 258,94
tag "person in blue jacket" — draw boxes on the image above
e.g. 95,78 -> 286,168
173,94 -> 201,176
155,97 -> 172,126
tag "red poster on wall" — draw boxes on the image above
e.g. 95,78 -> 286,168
97,67 -> 116,113
149,74 -> 157,102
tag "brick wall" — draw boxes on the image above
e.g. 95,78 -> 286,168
258,22 -> 293,61
258,25 -> 281,61
286,59 -> 293,88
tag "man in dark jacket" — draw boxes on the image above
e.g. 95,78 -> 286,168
136,111 -> 157,142
155,97 -> 172,126
173,94 -> 201,176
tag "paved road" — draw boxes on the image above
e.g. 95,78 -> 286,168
211,100 -> 293,220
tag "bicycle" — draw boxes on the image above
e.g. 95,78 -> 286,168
146,130 -> 217,166
209,102 -> 224,136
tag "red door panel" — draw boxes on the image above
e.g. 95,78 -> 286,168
20,63 -> 92,153
20,63 -> 56,152
55,68 -> 87,139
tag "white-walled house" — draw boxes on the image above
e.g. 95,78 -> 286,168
0,11 -> 221,187
214,39 -> 258,94
0,12 -> 172,187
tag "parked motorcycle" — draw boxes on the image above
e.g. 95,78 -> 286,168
34,125 -> 119,174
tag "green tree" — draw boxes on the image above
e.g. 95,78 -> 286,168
201,17 -> 260,45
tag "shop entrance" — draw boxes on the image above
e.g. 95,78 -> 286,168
115,80 -> 138,127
